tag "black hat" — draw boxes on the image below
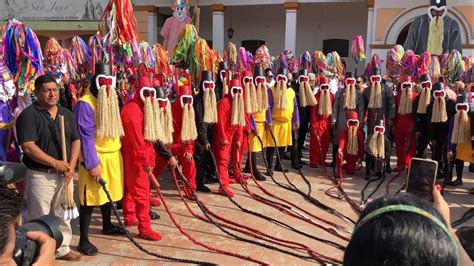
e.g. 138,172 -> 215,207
298,69 -> 308,77
265,68 -> 274,78
432,82 -> 445,91
218,61 -> 227,72
345,72 -> 355,79
155,86 -> 166,100
201,70 -> 213,82
372,68 -> 381,77
278,67 -> 288,77
456,93 -> 468,104
375,119 -> 385,128
430,0 -> 446,8
95,63 -> 111,76
254,66 -> 265,78
420,74 -> 431,83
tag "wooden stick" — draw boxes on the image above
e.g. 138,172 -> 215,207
59,115 -> 67,162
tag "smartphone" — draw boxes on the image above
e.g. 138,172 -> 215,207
406,158 -> 438,202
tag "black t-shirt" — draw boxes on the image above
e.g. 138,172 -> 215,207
16,103 -> 80,169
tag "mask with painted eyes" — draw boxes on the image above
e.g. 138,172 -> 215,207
173,0 -> 189,22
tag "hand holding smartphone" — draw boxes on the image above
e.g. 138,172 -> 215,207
406,158 -> 438,202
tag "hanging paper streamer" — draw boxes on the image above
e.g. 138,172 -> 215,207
195,37 -> 212,74
139,41 -> 155,68
312,51 -> 327,74
43,38 -> 63,71
327,51 -> 344,78
277,52 -> 288,73
416,51 -> 431,78
299,51 -> 312,72
239,47 -> 249,71
443,49 -> 465,83
351,35 -> 366,62
400,50 -> 418,78
226,42 -> 238,73
3,19 -> 43,91
385,45 -> 404,79
254,45 -> 272,70
88,34 -> 107,74
172,24 -> 198,67
153,43 -> 171,79
365,54 -> 381,77
70,36 -> 91,68
99,0 -> 140,59
283,50 -> 298,74
62,49 -> 78,81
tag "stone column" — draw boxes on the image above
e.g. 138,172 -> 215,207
147,7 -> 159,44
366,0 -> 375,63
212,4 -> 225,54
284,2 -> 299,52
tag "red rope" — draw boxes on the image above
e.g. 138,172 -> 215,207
147,172 -> 267,265
171,170 -> 342,264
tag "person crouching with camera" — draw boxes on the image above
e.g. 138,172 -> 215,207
15,75 -> 82,261
0,185 -> 56,265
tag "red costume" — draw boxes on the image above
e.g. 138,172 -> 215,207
154,82 -> 197,196
213,79 -> 244,197
394,76 -> 418,171
121,76 -> 161,241
309,75 -> 334,167
337,111 -> 364,175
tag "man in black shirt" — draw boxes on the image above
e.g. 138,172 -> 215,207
16,74 -> 82,261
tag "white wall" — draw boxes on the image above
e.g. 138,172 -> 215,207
194,3 -> 367,73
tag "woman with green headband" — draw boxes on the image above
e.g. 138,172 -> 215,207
344,186 -> 471,266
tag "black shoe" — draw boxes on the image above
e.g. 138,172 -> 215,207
385,164 -> 392,174
102,224 -> 125,235
447,179 -> 463,186
292,164 -> 302,170
197,185 -> 211,193
298,160 -> 307,165
255,172 -> 267,181
264,170 -> 273,176
205,175 -> 219,184
274,166 -> 289,173
243,167 -> 251,174
78,240 -> 98,256
149,211 -> 161,220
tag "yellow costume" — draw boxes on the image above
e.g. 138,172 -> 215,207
251,109 -> 267,152
77,91 -> 124,206
456,123 -> 473,163
267,88 -> 296,147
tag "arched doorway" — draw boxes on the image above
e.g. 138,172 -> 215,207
396,22 -> 412,45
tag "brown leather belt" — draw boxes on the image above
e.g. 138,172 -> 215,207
30,167 -> 57,174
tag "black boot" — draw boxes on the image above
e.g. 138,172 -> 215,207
265,148 -> 275,176
100,203 -> 125,235
78,205 -> 98,256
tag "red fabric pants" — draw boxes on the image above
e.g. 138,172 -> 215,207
395,124 -> 416,168
154,143 -> 197,191
231,133 -> 246,180
309,122 -> 330,167
336,152 -> 358,175
213,132 -> 240,188
122,157 -> 151,233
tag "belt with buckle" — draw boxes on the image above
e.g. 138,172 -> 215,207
30,167 -> 57,174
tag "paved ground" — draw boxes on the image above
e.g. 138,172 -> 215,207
60,152 -> 473,265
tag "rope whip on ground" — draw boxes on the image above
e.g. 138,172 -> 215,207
171,166 -> 340,264
267,127 -> 356,225
97,177 -> 216,265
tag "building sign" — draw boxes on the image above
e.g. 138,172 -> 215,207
0,0 -> 109,21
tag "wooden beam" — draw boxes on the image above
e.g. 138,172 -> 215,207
283,2 -> 299,10
211,4 -> 225,13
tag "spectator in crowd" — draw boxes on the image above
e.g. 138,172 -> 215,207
15,74 -> 82,261
344,189 -> 471,266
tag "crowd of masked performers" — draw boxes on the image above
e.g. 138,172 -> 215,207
14,51 -> 474,257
